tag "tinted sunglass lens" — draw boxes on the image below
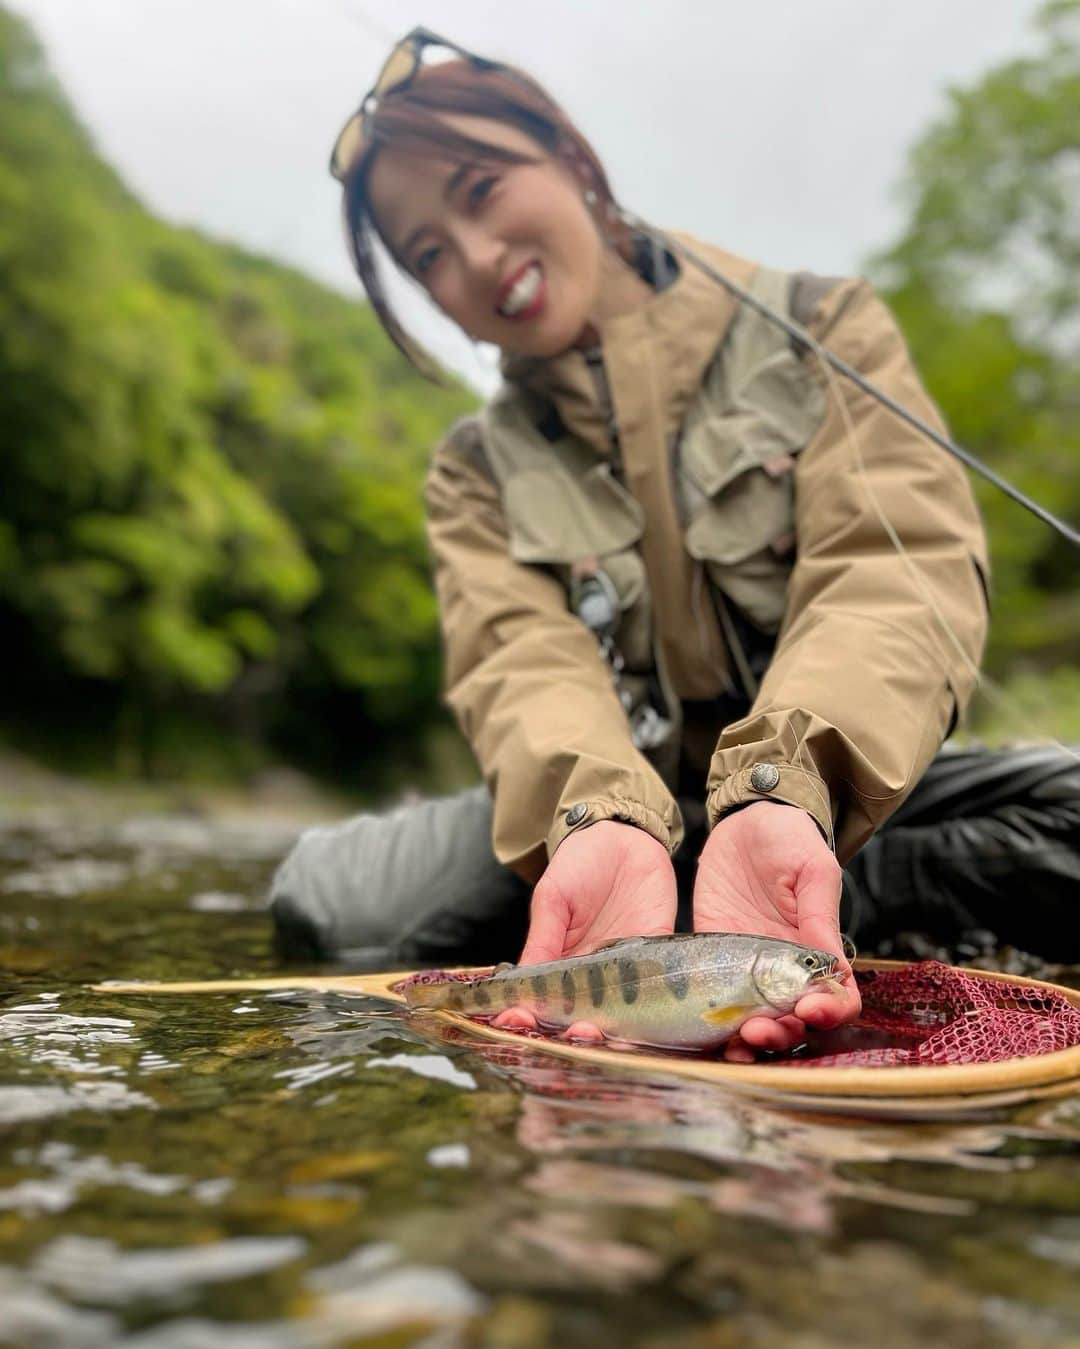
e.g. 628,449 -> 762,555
331,30 -> 491,181
373,43 -> 420,99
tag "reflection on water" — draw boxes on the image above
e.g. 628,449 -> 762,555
0,809 -> 1079,1346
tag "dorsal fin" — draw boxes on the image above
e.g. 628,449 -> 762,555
590,933 -> 711,953
590,935 -> 651,953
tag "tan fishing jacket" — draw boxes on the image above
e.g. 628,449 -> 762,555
424,235 -> 989,881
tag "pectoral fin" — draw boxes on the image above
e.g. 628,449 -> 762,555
701,1004 -> 758,1028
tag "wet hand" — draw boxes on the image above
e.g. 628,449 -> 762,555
692,801 -> 860,1060
493,820 -> 677,1038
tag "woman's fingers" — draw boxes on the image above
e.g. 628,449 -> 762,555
492,1007 -> 538,1031
490,1009 -> 603,1041
562,1020 -> 604,1042
794,860 -> 845,954
727,981 -> 859,1060
794,852 -> 862,1024
795,975 -> 860,1029
518,887 -> 570,966
737,1013 -> 806,1051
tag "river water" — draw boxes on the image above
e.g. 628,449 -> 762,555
1,804 -> 1078,1347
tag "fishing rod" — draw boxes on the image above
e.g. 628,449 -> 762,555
618,207 -> 1080,551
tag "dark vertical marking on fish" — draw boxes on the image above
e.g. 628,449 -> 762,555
664,965 -> 690,1001
448,988 -> 464,1010
530,974 -> 548,1001
473,984 -> 491,1007
561,969 -> 576,1016
619,959 -> 639,1004
587,962 -> 606,1009
574,964 -> 592,1008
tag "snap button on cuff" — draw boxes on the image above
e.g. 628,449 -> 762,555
565,802 -> 590,826
749,763 -> 780,793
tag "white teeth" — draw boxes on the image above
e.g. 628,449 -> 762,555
498,264 -> 541,317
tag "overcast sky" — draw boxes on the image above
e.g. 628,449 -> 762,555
11,0 -> 1043,390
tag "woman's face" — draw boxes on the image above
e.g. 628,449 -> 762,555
367,115 -> 605,358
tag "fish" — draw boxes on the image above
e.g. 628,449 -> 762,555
400,931 -> 842,1051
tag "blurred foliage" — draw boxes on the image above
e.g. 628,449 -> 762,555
870,0 -> 1079,716
968,666 -> 1080,746
0,7 -> 475,784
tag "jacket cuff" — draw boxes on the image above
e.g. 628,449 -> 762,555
706,762 -> 835,851
546,796 -> 684,860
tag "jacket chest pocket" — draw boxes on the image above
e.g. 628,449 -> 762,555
679,425 -> 797,634
499,451 -> 678,784
500,458 -> 655,671
678,335 -> 825,634
502,458 -> 643,565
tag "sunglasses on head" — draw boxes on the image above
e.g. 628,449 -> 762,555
329,26 -> 501,182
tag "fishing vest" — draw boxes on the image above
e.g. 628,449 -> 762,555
478,264 -> 828,784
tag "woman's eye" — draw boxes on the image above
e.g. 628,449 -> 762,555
468,176 -> 497,207
414,246 -> 441,277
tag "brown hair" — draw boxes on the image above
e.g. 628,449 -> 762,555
339,58 -> 624,382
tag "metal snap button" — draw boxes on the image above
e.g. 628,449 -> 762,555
565,803 -> 590,826
749,763 -> 780,793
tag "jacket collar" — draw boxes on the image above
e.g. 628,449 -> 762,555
499,232 -> 756,454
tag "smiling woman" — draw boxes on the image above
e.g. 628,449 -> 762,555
268,27 -> 1080,1060
366,116 -> 614,356
333,45 -> 647,371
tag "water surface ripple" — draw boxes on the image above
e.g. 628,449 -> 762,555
1,810 -> 1078,1347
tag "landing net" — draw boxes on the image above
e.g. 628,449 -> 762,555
795,961 -> 1080,1068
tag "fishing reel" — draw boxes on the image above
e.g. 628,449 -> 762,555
570,568 -> 621,647
571,566 -> 675,754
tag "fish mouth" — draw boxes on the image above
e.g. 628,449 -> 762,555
806,953 -> 844,999
808,954 -> 842,983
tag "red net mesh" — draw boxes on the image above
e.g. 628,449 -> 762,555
795,962 -> 1080,1068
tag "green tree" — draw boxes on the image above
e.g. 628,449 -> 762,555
871,0 -> 1079,694
0,7 -> 475,782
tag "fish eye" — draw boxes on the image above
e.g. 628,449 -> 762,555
801,954 -> 816,969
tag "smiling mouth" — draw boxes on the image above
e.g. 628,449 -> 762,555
497,262 -> 544,319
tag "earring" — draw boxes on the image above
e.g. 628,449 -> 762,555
583,188 -> 598,208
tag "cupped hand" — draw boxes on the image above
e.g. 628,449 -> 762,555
493,820 -> 677,1038
692,801 -> 860,1060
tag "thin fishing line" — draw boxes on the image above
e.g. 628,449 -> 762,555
804,317 -> 1078,765
815,340 -> 1080,766
623,213 -> 1080,551
618,212 -> 1078,766
333,0 -> 398,44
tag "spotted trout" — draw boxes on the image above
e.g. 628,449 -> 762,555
401,932 -> 841,1050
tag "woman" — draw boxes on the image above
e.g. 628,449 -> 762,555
270,30 -> 1079,1056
